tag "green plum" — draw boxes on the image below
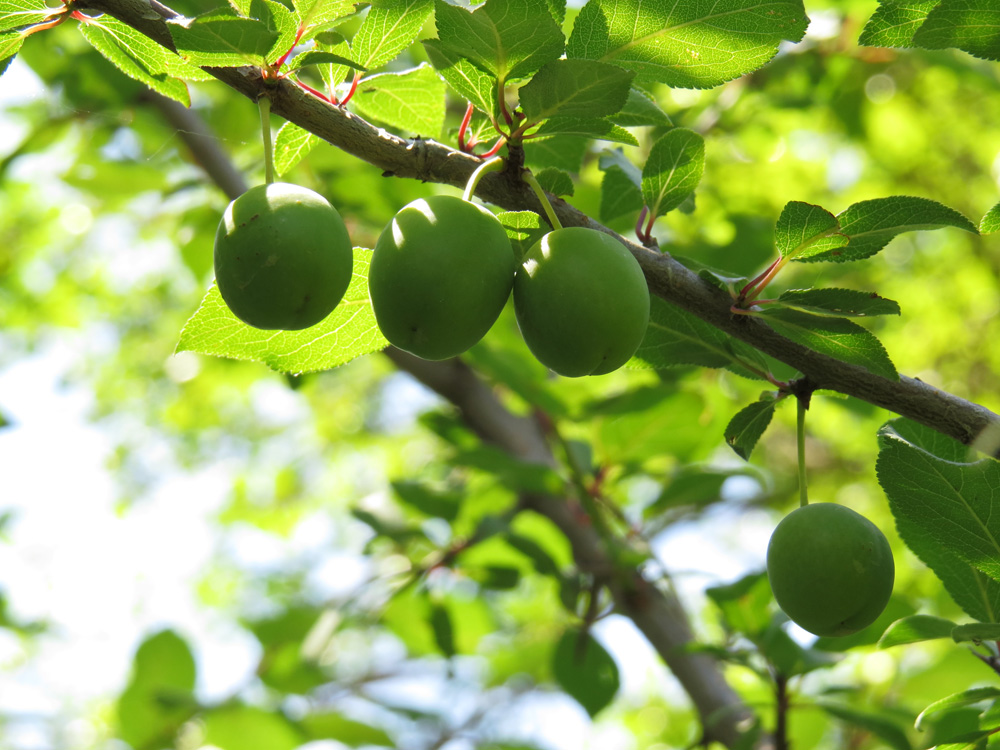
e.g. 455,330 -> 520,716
214,182 -> 353,330
368,195 -> 515,360
513,227 -> 650,377
766,503 -> 894,637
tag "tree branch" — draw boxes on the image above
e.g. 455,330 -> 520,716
75,0 -> 1000,455
385,350 -> 766,750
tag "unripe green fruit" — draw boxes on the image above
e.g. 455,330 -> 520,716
214,182 -> 353,330
766,503 -> 894,637
369,195 -> 516,360
513,227 -> 650,377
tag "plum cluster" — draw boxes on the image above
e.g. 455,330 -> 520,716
214,185 -> 651,377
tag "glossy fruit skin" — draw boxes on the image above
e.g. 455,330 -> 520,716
214,182 -> 353,330
513,227 -> 650,377
767,503 -> 894,637
369,195 -> 515,360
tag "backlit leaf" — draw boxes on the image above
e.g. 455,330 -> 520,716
566,0 -> 809,88
877,419 -> 1000,622
434,0 -> 565,82
0,0 -> 51,32
859,0 -> 939,48
725,395 -> 780,460
642,128 -> 704,220
424,38 -> 499,117
801,196 -> 979,263
81,15 -> 190,105
878,614 -> 957,648
532,116 -> 638,146
774,200 -> 846,260
775,288 -> 901,318
981,201 -> 1000,234
177,248 -> 388,373
759,307 -> 897,379
273,121 -> 320,176
351,0 -> 432,71
913,0 -> 1000,62
168,12 -> 278,67
518,58 -> 634,122
351,64 -> 446,137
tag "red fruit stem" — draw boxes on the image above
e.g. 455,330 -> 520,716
295,79 -> 335,104
644,207 -> 656,238
273,24 -> 305,70
457,101 -> 474,152
339,71 -> 361,107
635,206 -> 649,242
477,137 -> 506,159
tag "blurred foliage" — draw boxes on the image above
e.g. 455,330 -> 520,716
1,0 -> 1000,749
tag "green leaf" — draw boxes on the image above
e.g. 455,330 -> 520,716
878,614 -> 958,648
532,116 -> 638,146
633,297 -> 771,380
168,12 -> 278,67
0,0 -> 52,32
251,0 -> 299,64
293,0 -> 359,35
877,420 -> 1000,622
534,167 -> 574,197
759,624 -> 839,676
816,701 -> 912,750
725,395 -> 780,460
981,202 -> 1000,234
859,0 -> 939,48
313,32 -> 353,90
286,50 -> 364,72
450,445 -> 566,495
552,629 -> 620,717
916,688 -> 1000,731
299,713 -> 393,747
351,0 -> 432,71
177,247 -> 389,374
468,565 -> 522,590
801,196 -> 979,263
496,210 -> 549,262
433,0 -> 565,82
641,128 -> 705,220
518,58 -> 634,122
0,30 -> 24,72
566,0 -> 809,88
913,0 -> 1000,62
611,87 -> 673,127
774,201 -> 847,260
80,16 -> 191,105
430,602 -> 456,657
390,479 -> 461,521
273,121 -> 320,176
350,64 -> 446,137
758,307 -> 898,380
523,136 -> 588,171
645,464 -> 764,520
423,38 -> 499,117
505,532 -> 561,577
600,166 -> 644,223
952,623 -> 1000,643
117,630 -> 198,749
204,705 -> 305,750
775,288 -> 901,318
705,571 -> 772,637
